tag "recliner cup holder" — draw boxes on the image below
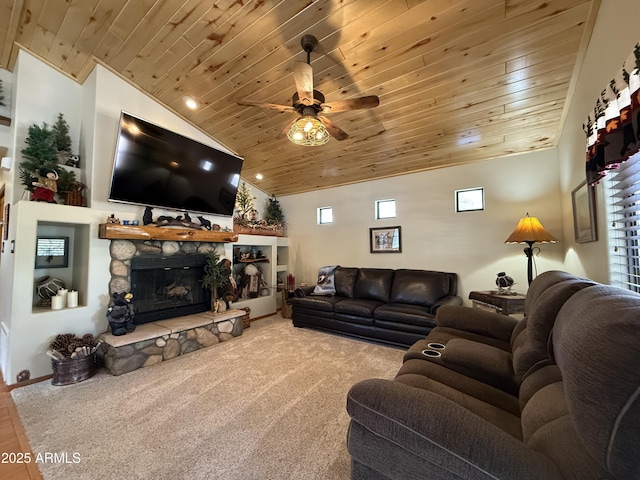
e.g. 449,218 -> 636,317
427,342 -> 445,350
421,349 -> 441,358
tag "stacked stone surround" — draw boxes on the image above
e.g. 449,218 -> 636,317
108,239 -> 226,295
98,309 -> 244,376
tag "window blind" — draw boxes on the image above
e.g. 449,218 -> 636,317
607,151 -> 640,292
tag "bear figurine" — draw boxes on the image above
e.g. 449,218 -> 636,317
106,292 -> 137,336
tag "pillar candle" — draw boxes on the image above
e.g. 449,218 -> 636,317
51,295 -> 64,310
67,290 -> 78,308
57,289 -> 68,307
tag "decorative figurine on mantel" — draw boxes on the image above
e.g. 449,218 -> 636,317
31,167 -> 59,203
495,272 -> 516,294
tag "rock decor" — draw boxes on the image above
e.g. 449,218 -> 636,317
108,239 -> 225,295
97,309 -> 244,376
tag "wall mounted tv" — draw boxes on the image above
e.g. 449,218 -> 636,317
108,111 -> 243,217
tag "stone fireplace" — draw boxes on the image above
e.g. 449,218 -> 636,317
108,239 -> 226,324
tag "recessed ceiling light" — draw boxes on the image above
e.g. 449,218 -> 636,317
255,173 -> 264,180
183,96 -> 199,110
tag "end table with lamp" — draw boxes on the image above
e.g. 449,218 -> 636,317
469,290 -> 526,316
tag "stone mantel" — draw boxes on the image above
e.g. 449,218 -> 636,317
98,223 -> 238,243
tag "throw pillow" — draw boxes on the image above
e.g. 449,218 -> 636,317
312,265 -> 338,295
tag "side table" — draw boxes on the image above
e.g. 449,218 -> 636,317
468,291 -> 526,316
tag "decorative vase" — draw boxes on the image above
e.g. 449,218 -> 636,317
35,276 -> 66,299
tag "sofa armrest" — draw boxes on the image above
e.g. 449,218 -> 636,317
435,304 -> 519,342
430,295 -> 463,314
294,285 -> 315,297
346,379 -> 559,480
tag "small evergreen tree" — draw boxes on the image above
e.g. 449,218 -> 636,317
265,195 -> 285,226
19,123 -> 59,191
234,182 -> 256,222
52,113 -> 72,152
201,250 -> 231,305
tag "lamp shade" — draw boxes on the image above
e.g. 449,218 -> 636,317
505,214 -> 558,244
286,116 -> 330,146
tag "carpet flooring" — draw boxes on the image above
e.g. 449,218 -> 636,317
11,315 -> 404,480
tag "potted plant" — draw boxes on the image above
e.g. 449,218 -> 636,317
19,123 -> 59,188
52,113 -> 72,160
264,194 -> 286,236
201,250 -> 231,313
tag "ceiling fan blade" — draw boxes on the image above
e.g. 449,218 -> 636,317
319,116 -> 349,141
236,99 -> 295,113
294,61 -> 314,106
321,95 -> 379,113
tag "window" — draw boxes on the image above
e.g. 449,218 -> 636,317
375,199 -> 396,219
606,151 -> 640,292
317,206 -> 333,224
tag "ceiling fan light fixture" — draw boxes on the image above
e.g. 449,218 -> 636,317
287,115 -> 330,146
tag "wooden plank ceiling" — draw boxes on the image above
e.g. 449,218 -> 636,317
0,0 -> 599,197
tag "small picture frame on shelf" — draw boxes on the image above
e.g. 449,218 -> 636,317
35,236 -> 69,269
370,226 -> 402,253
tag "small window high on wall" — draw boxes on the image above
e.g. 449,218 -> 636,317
317,207 -> 333,224
375,199 -> 396,219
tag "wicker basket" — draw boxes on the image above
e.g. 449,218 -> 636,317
51,353 -> 97,386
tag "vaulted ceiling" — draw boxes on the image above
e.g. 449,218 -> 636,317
0,0 -> 600,196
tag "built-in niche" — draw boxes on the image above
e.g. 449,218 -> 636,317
32,221 -> 90,311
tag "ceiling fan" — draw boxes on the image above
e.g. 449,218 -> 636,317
236,34 -> 380,146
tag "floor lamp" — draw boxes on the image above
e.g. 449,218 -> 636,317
505,213 -> 558,285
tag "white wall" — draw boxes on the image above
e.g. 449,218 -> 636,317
280,149 -> 564,303
557,0 -> 640,283
0,51 -> 268,384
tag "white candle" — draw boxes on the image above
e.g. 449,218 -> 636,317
67,290 -> 78,308
51,295 -> 64,310
57,289 -> 68,307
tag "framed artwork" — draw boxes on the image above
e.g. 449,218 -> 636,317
455,187 -> 484,212
571,180 -> 597,243
370,226 -> 402,253
35,236 -> 69,268
3,203 -> 8,240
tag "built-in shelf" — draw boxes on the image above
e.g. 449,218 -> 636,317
98,223 -> 239,243
0,115 -> 10,127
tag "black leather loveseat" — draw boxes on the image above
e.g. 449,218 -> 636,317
290,267 -> 462,347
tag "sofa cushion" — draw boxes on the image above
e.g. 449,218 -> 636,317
335,267 -> 359,298
512,278 -> 595,380
374,303 -> 434,327
390,269 -> 452,307
334,298 -> 382,318
290,295 -> 342,312
552,285 -> 640,480
353,268 -> 394,303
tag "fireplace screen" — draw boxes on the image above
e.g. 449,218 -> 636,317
130,254 -> 211,324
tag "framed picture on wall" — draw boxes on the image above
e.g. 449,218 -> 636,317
3,203 -> 8,240
455,187 -> 484,212
571,180 -> 597,243
35,236 -> 69,268
370,226 -> 402,253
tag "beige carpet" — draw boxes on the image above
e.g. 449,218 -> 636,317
12,315 -> 404,480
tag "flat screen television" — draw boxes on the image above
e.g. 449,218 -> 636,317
108,111 -> 243,217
